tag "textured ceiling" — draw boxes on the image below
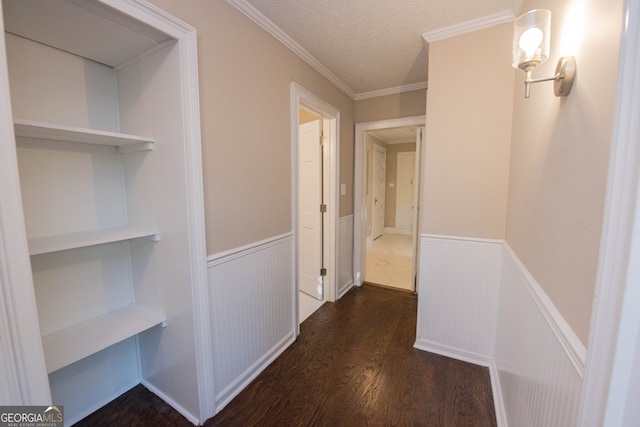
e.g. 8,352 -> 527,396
239,0 -> 520,95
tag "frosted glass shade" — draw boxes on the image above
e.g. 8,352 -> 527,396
512,9 -> 551,70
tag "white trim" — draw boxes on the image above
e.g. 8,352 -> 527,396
101,0 -> 202,40
0,226 -> 25,404
157,13 -> 215,421
105,2 -> 217,419
207,233 -> 294,267
291,83 -> 340,316
581,0 -> 640,424
0,5 -> 55,405
338,215 -> 354,299
413,339 -> 506,427
338,280 -> 354,299
414,338 -> 493,368
414,237 -> 592,426
418,236 -> 585,373
422,10 -> 514,43
214,331 -> 296,412
141,380 -> 201,425
354,116 -> 426,287
354,82 -> 428,101
421,233 -> 503,246
225,0 -> 354,98
503,243 -> 586,375
488,362 -> 507,427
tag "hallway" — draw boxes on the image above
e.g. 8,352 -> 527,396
76,285 -> 496,426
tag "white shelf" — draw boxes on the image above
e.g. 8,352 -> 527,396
14,119 -> 154,153
28,226 -> 160,256
42,304 -> 166,373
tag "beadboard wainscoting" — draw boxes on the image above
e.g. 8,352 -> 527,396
414,234 -> 586,427
338,215 -> 354,298
495,244 -> 585,427
207,233 -> 295,412
415,235 -> 502,363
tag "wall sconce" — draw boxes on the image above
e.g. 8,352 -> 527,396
512,9 -> 576,98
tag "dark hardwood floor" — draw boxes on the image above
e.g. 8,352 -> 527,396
75,284 -> 496,427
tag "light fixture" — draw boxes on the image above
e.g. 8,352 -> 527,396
512,9 -> 576,98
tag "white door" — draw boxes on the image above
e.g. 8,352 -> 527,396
299,120 -> 323,300
372,145 -> 386,240
396,152 -> 415,232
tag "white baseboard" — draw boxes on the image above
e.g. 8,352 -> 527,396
488,361 -> 507,427
338,279 -> 354,299
413,338 -> 506,427
414,234 -> 584,427
142,379 -> 201,425
214,331 -> 295,412
414,338 -> 493,367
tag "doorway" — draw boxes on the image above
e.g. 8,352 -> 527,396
354,116 -> 426,293
291,83 -> 340,329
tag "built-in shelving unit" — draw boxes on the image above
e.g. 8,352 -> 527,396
1,0 -> 210,424
42,304 -> 167,374
28,227 -> 160,256
14,119 -> 155,153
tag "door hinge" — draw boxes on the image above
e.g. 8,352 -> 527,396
320,204 -> 327,213
320,268 -> 327,276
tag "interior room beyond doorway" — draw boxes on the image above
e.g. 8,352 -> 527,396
364,126 -> 418,291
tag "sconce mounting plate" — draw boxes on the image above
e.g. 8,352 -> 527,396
554,56 -> 576,97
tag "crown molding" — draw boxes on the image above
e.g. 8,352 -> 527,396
354,81 -> 428,101
225,0 -> 355,99
422,10 -> 515,44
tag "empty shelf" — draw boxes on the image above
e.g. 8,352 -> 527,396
42,304 -> 166,373
14,119 -> 154,153
28,226 -> 160,255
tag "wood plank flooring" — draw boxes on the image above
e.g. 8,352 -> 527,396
75,284 -> 496,426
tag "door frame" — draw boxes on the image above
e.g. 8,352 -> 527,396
580,0 -> 640,423
354,116 -> 426,287
290,83 -> 339,332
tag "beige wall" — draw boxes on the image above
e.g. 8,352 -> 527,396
146,0 -> 354,253
355,89 -> 426,123
422,24 -> 514,239
385,143 -> 416,228
506,0 -> 623,344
